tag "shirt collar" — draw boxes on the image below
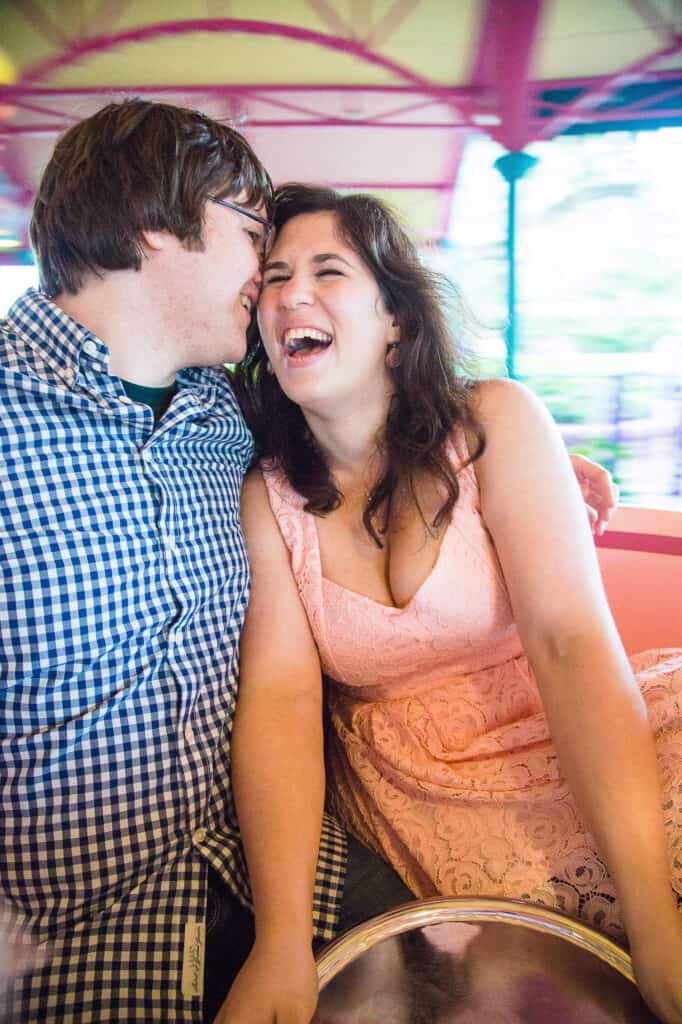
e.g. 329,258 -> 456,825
7,289 -> 240,408
6,287 -> 108,385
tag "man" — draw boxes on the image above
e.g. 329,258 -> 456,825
1,99 -> 407,1024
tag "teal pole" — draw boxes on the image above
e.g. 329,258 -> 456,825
493,151 -> 538,379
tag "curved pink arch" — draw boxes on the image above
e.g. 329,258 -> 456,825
20,18 -> 440,96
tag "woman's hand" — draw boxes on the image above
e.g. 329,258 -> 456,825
629,909 -> 682,1023
0,898 -> 49,983
212,938 -> 319,1024
568,453 -> 618,535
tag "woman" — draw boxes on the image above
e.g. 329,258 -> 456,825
226,184 -> 681,1024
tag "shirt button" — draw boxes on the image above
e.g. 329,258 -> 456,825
82,340 -> 98,357
193,827 -> 207,844
185,723 -> 195,743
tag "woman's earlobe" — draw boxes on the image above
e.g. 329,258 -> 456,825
385,342 -> 401,369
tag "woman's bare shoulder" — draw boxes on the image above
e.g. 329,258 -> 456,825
470,377 -> 539,421
240,466 -> 274,526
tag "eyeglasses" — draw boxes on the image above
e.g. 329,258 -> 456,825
208,196 -> 273,249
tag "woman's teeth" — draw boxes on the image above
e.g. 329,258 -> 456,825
283,327 -> 333,355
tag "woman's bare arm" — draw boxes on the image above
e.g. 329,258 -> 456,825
473,378 -> 681,1023
214,470 -> 325,1024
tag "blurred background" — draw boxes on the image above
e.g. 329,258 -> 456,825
1,0 -> 681,507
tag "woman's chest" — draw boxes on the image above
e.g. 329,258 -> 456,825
315,495 -> 449,610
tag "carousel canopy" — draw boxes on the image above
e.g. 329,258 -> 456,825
1,0 -> 681,258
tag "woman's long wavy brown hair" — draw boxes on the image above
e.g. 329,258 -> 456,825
231,183 -> 485,547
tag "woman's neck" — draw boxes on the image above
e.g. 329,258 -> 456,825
303,395 -> 390,488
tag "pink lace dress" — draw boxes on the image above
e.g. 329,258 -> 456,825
261,451 -> 682,940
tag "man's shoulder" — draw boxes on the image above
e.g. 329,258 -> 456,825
177,366 -> 254,455
1,288 -> 70,379
178,365 -> 242,413
1,306 -> 38,377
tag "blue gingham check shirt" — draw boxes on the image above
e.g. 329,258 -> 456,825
0,289 -> 346,1022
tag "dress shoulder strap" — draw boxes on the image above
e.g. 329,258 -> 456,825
260,463 -> 326,632
447,429 -> 482,512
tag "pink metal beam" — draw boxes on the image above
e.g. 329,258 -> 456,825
8,0 -> 69,49
19,18 -> 441,96
612,77 -> 682,112
305,1 -> 357,41
538,33 -> 682,138
364,0 -> 422,49
4,69 -> 682,105
437,133 -> 466,239
234,88 -> 449,125
88,0 -> 132,38
531,104 -> 682,127
466,0 -> 546,148
0,78 -> 458,132
487,0 -> 545,151
535,78 -> 682,116
66,0 -> 86,37
318,181 -> 450,189
537,68 -> 682,90
10,102 -> 682,140
1,97 -> 79,122
235,91 -> 342,120
0,124 -> 66,136
242,116 -> 469,129
350,0 -> 373,40
625,0 -> 680,45
368,97 -> 446,121
0,118 -> 469,137
1,83 -> 471,100
468,0 -> 499,91
7,102 -> 681,140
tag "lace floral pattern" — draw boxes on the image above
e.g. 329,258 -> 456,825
262,450 -> 682,940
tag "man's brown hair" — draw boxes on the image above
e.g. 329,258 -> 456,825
30,98 -> 272,297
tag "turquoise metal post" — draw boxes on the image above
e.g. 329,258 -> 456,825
494,151 -> 538,379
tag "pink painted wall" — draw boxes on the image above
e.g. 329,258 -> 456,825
597,506 -> 682,653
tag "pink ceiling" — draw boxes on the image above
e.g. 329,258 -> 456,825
0,0 -> 681,253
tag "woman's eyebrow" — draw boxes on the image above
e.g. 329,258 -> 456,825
312,252 -> 353,267
263,252 -> 354,273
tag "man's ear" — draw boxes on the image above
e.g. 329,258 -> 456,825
140,229 -> 167,254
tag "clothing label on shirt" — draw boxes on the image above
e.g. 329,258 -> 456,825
181,919 -> 205,1000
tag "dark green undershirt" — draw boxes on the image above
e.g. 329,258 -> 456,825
121,378 -> 178,424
